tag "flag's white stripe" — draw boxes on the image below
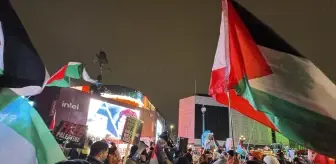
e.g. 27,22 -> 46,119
212,10 -> 229,71
0,21 -> 4,72
11,68 -> 50,96
249,46 -> 336,120
82,68 -> 97,84
68,62 -> 81,65
0,122 -> 38,164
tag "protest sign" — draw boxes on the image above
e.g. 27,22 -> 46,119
54,121 -> 87,148
121,117 -> 143,145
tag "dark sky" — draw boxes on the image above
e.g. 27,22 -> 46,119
11,0 -> 336,125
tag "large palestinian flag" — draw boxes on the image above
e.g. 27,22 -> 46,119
209,0 -> 336,158
0,0 -> 65,163
0,89 -> 66,164
0,0 -> 49,96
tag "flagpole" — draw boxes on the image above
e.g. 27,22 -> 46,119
227,91 -> 235,149
245,120 -> 256,161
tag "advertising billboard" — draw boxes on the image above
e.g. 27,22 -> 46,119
87,98 -> 140,139
54,88 -> 91,127
155,120 -> 163,142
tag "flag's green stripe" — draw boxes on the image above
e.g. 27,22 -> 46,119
0,89 -> 19,110
237,79 -> 336,158
28,107 -> 66,163
0,90 -> 65,163
275,132 -> 290,146
46,79 -> 70,87
65,64 -> 82,79
0,68 -> 3,75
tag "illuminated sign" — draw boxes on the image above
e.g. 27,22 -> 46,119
155,120 -> 163,142
72,85 -> 156,110
87,98 -> 140,139
101,93 -> 144,108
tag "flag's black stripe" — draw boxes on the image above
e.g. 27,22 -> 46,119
0,0 -> 45,88
232,1 -> 305,58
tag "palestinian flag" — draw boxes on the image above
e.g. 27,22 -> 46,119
47,62 -> 96,87
209,0 -> 336,158
0,89 -> 66,163
0,0 -> 49,96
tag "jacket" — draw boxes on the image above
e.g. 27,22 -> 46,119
87,156 -> 105,164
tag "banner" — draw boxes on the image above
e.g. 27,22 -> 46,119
54,121 -> 87,148
121,117 -> 143,145
55,88 -> 91,127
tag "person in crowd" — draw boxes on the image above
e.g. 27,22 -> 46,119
140,149 -> 148,164
277,150 -> 285,164
227,150 -> 240,164
212,149 -> 222,162
245,160 -> 263,164
184,148 -> 193,164
69,147 -> 80,160
263,155 -> 280,164
173,150 -> 182,163
80,139 -> 94,160
200,147 -> 205,154
233,153 -> 240,164
213,152 -> 228,164
105,142 -> 121,164
87,141 -> 109,164
227,150 -> 235,164
126,145 -> 138,164
199,154 -> 209,164
57,159 -> 90,164
204,151 -> 213,164
147,146 -> 154,160
249,150 -> 263,163
293,157 -> 304,164
175,153 -> 191,164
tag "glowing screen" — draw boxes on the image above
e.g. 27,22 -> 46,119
155,120 -> 163,142
87,98 -> 140,139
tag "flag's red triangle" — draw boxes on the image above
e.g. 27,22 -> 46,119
47,66 -> 67,84
214,91 -> 277,131
210,0 -> 277,131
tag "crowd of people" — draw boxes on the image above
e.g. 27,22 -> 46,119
54,131 -> 335,164
55,140 -> 319,164
57,139 -> 159,164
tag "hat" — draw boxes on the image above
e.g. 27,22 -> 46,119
263,155 -> 280,164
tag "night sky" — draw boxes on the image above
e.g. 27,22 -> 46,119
11,0 -> 336,125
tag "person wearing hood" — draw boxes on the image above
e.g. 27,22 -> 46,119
213,153 -> 228,164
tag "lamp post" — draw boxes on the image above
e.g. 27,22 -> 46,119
201,106 -> 206,133
170,124 -> 174,137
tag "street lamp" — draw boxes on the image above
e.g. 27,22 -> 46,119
170,124 -> 174,136
201,105 -> 206,133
